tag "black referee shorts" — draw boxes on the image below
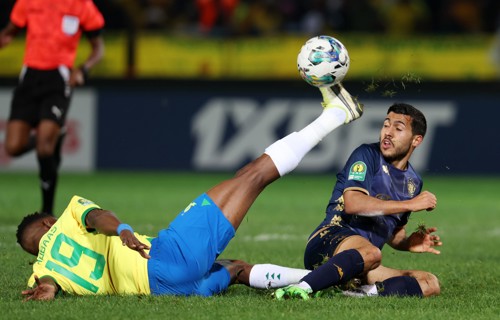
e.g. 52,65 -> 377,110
9,66 -> 72,127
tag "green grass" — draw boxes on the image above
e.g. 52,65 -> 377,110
1,172 -> 499,319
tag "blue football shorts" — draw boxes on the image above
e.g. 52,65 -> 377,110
303,222 -> 360,270
147,193 -> 236,296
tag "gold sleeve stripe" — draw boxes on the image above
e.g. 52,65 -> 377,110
343,187 -> 369,196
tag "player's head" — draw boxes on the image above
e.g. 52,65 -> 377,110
379,103 -> 427,164
16,212 -> 57,256
388,103 -> 427,137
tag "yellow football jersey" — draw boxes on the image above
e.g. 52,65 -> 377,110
27,196 -> 152,295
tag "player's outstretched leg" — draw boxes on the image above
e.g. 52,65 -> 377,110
217,259 -> 311,290
207,84 -> 363,230
320,83 -> 363,124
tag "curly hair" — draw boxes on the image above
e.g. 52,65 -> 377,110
16,212 -> 51,247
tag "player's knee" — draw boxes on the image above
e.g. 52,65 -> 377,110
36,139 -> 57,157
5,140 -> 25,156
420,272 -> 440,297
217,259 -> 252,285
360,246 -> 382,270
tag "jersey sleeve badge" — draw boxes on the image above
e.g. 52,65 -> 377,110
348,161 -> 367,181
77,198 -> 95,206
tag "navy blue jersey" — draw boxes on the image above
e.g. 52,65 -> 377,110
317,143 -> 423,249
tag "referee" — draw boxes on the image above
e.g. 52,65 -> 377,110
0,0 -> 105,215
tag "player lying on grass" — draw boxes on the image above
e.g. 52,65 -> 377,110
16,83 -> 363,301
275,103 -> 442,300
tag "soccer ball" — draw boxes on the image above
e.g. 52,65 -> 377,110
297,35 -> 350,87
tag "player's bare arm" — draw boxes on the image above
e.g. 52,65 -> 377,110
21,275 -> 58,301
0,22 -> 20,48
83,35 -> 105,70
70,35 -> 105,86
343,189 -> 436,216
409,191 -> 437,212
85,209 -> 150,259
388,226 -> 442,254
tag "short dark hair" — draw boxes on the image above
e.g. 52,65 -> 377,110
16,212 -> 51,248
387,103 -> 427,137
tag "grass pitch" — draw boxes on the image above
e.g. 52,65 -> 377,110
1,172 -> 499,320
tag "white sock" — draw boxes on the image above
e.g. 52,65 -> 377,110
264,107 -> 346,176
296,281 -> 313,291
249,264 -> 311,289
360,284 -> 378,296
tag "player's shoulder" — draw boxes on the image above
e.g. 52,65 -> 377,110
406,162 -> 423,181
70,0 -> 100,10
351,142 -> 379,158
81,0 -> 102,7
360,142 -> 379,151
343,143 -> 379,174
66,196 -> 100,215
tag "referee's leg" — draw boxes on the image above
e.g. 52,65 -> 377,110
4,120 -> 32,156
36,119 -> 62,215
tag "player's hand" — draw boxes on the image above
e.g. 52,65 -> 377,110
119,230 -> 151,259
407,227 -> 442,255
69,68 -> 85,87
0,33 -> 13,48
22,275 -> 58,301
408,191 -> 437,212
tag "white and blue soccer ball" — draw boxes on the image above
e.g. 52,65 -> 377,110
297,35 -> 350,87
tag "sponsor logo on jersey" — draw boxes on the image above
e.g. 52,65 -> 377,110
51,105 -> 62,119
382,165 -> 389,175
183,202 -> 197,214
78,198 -> 95,206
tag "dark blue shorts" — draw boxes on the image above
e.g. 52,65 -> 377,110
303,222 -> 360,270
147,194 -> 235,296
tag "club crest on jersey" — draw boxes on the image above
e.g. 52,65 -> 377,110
405,178 -> 417,197
348,161 -> 367,181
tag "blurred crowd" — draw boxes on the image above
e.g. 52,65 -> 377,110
1,0 -> 500,36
